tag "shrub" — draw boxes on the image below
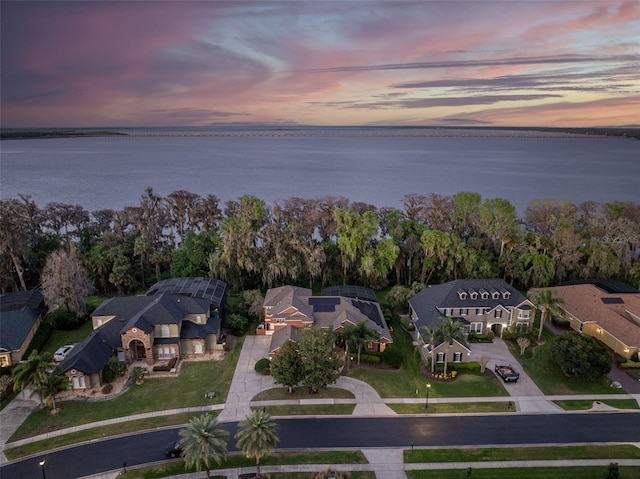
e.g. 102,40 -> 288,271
501,328 -> 517,340
468,332 -> 492,343
25,322 -> 54,356
132,367 -> 146,383
619,361 -> 640,369
103,356 -> 127,383
486,329 -> 495,341
52,308 -> 87,331
382,345 -> 403,368
359,354 -> 381,364
255,358 -> 271,374
224,313 -> 249,336
400,317 -> 415,331
631,351 -> 639,362
551,331 -> 611,381
101,384 -> 113,394
451,361 -> 482,372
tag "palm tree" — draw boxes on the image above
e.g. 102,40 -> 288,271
421,325 -> 438,372
12,350 -> 56,407
178,414 -> 229,479
436,317 -> 465,375
532,288 -> 565,342
235,409 -> 279,478
351,321 -> 378,365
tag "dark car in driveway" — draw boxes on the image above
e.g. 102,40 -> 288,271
165,440 -> 181,458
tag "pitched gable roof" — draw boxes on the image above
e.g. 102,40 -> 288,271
543,284 -> 640,348
0,290 -> 45,352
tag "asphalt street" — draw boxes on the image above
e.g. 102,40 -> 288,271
3,413 -> 640,479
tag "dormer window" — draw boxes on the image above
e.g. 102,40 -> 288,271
492,292 -> 500,299
481,292 -> 489,299
470,292 -> 478,299
458,291 -> 467,300
502,292 -> 511,299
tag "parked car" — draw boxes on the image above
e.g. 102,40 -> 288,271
494,364 -> 520,383
165,441 -> 182,458
54,344 -> 75,362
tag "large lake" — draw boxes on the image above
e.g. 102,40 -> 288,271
2,128 -> 639,217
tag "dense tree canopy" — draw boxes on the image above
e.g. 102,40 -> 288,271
550,331 -> 612,381
1,190 -> 638,295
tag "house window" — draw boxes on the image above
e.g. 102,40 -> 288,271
196,315 -> 202,324
518,310 -> 530,319
502,292 -> 511,299
470,292 -> 478,299
436,352 -> 445,363
0,356 -> 8,367
492,292 -> 500,299
476,308 -> 483,315
194,343 -> 203,354
159,347 -> 174,359
96,319 -> 103,326
460,308 -> 468,316
161,325 -> 170,337
579,323 -> 584,332
516,322 -> 528,334
470,322 -> 483,333
444,308 -> 452,316
453,352 -> 462,363
494,309 -> 503,319
481,292 -> 489,299
458,292 -> 467,300
71,376 -> 86,389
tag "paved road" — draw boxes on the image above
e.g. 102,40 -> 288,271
3,413 -> 640,479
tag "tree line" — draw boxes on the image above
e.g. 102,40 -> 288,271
1,189 -> 639,297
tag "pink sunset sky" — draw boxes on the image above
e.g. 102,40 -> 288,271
1,0 -> 638,128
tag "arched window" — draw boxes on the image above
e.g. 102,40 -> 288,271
161,325 -> 170,337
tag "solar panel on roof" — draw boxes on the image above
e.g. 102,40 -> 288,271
602,297 -> 624,304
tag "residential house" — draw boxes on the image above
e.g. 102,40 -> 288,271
260,285 -> 392,356
530,280 -> 640,360
60,277 -> 226,390
0,290 -> 47,367
409,279 -> 534,364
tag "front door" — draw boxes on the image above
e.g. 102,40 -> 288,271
491,323 -> 503,337
130,340 -> 146,360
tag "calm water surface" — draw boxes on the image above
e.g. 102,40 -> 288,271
2,131 -> 639,217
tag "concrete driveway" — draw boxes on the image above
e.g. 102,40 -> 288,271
469,339 -> 561,412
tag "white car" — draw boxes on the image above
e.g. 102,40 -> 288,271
54,344 -> 75,362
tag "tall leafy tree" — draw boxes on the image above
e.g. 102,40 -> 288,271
298,327 -> 341,393
41,245 -> 94,317
531,289 -> 565,342
270,340 -> 304,393
178,414 -> 229,479
235,409 -> 279,479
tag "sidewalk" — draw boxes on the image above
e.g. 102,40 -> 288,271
0,387 -> 39,464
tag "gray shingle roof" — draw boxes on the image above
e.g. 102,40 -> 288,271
0,290 -> 45,353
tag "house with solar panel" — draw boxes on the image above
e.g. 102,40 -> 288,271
529,280 -> 640,360
60,277 -> 226,390
260,285 -> 392,356
409,279 -> 534,364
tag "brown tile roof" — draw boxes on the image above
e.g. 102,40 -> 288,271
545,284 -> 640,347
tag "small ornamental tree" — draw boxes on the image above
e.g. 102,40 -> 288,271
551,331 -> 612,381
270,340 -> 304,393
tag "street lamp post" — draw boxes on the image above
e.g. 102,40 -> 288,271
39,459 -> 46,479
425,383 -> 431,408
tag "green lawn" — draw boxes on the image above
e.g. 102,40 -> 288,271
5,412 -> 204,460
42,320 -> 94,354
510,329 -> 626,395
252,387 -> 355,401
253,404 -> 355,415
119,450 -> 368,479
406,467 -> 640,479
9,339 -> 243,441
553,398 -> 640,411
405,444 -> 640,462
390,401 -> 514,414
348,316 -> 507,398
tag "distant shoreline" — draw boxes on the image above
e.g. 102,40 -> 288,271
1,126 -> 639,140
